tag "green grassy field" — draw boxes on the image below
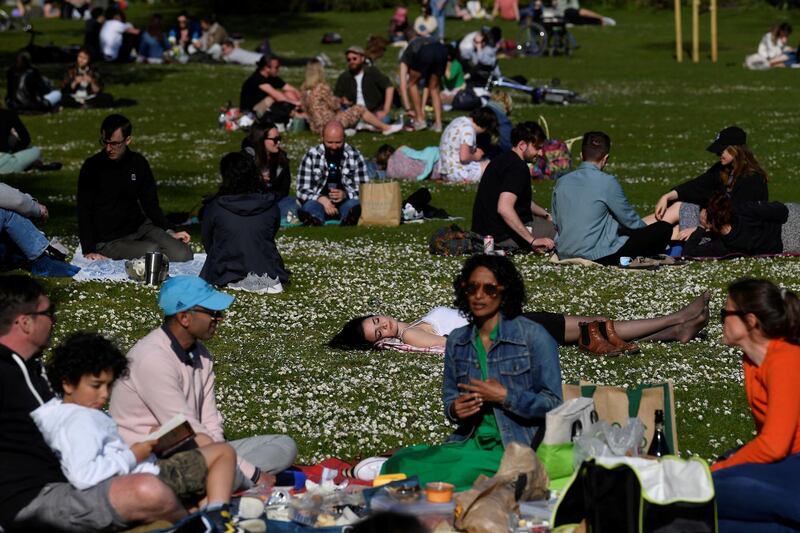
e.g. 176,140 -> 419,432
1,4 -> 798,463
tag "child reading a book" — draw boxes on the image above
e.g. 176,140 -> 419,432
31,332 -> 240,532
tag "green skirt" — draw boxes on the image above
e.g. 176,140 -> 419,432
380,417 -> 504,492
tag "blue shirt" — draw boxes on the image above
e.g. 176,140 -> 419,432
551,161 -> 646,261
443,315 -> 562,448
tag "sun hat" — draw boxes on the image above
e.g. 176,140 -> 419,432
345,45 -> 366,57
706,126 -> 747,155
159,275 -> 234,316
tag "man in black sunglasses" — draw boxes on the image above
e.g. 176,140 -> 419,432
110,275 -> 297,491
77,113 -> 193,263
0,275 -> 185,531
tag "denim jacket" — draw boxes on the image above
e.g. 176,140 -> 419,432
443,315 -> 562,447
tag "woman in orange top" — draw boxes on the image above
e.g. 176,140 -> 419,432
713,278 -> 800,532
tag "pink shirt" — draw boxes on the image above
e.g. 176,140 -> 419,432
109,326 -> 256,478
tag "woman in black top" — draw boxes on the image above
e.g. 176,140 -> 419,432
200,152 -> 290,292
61,48 -> 114,108
645,126 -> 769,241
242,123 -> 298,224
683,192 -> 800,257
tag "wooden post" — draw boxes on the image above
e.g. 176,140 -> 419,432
675,0 -> 683,62
692,0 -> 700,63
710,0 -> 718,63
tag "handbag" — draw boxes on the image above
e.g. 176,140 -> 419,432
536,397 -> 598,489
357,181 -> 401,227
552,456 -> 716,533
563,381 -> 680,455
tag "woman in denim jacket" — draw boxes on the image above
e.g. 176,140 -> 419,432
381,254 -> 562,490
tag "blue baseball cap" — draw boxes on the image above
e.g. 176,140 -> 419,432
158,276 -> 235,316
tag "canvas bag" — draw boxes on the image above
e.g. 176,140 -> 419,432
552,456 -> 716,533
357,181 -> 401,227
563,381 -> 679,455
536,397 -> 598,489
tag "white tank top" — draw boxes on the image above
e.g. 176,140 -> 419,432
418,306 -> 468,336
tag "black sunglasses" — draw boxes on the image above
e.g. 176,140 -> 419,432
719,308 -> 747,323
463,282 -> 504,298
191,307 -> 224,320
27,303 -> 57,320
266,135 -> 281,143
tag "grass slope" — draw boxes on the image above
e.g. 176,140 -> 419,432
0,4 -> 798,462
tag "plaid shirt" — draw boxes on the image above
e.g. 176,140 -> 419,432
296,143 -> 369,202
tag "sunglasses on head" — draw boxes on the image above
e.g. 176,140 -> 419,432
719,308 -> 747,323
463,282 -> 503,298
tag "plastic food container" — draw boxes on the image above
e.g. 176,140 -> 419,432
425,482 -> 454,503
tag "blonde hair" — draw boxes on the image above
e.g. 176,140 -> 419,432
490,91 -> 512,115
301,59 -> 326,91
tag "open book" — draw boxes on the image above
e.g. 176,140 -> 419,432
142,414 -> 196,457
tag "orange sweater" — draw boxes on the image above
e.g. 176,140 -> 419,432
712,339 -> 800,471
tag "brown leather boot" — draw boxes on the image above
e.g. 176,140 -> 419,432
578,321 -> 623,356
600,320 -> 641,354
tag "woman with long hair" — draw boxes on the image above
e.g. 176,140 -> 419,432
646,126 -> 769,242
61,47 -> 113,108
683,192 -> 800,257
200,152 -> 289,293
712,278 -> 800,531
329,292 -> 709,355
242,123 -> 297,223
378,254 -> 562,490
300,60 -> 401,136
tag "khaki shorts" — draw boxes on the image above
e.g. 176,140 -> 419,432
13,477 -> 128,532
157,449 -> 208,503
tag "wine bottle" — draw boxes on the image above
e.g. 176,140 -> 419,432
647,409 -> 671,457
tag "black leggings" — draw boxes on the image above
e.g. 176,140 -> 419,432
597,221 -> 673,266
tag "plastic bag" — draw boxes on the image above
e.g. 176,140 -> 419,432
573,418 -> 645,468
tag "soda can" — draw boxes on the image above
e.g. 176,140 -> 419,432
483,235 -> 494,254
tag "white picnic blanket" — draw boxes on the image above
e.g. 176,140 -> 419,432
71,248 -> 206,282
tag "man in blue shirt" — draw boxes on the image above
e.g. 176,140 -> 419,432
551,131 -> 672,264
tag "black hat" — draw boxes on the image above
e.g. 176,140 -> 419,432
706,126 -> 747,155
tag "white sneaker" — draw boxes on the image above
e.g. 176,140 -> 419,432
602,17 -> 617,26
413,120 -> 427,131
382,123 -> 403,136
316,52 -> 332,67
228,273 -> 284,294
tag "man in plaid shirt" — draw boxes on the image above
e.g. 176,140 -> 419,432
296,121 -> 368,226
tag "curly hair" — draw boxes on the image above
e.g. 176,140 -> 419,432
453,254 -> 525,323
46,332 -> 129,395
329,315 -> 377,350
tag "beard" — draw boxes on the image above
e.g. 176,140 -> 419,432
325,147 -> 344,163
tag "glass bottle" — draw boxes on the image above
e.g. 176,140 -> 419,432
647,409 -> 671,457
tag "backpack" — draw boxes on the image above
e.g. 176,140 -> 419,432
530,139 -> 572,180
429,224 -> 484,256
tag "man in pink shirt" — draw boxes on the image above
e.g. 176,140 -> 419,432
109,276 -> 297,489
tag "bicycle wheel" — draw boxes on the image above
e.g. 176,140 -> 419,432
517,22 -> 547,57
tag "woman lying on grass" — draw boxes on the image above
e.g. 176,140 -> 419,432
330,289 -> 710,356
712,278 -> 800,532
378,254 -> 562,490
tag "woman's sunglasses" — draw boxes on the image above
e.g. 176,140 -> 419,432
719,308 -> 747,323
463,282 -> 504,298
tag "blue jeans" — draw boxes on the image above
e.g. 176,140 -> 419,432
278,195 -> 298,221
0,208 -> 48,260
713,453 -> 800,532
0,147 -> 41,174
299,198 -> 359,223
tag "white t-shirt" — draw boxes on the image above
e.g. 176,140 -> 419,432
419,306 -> 468,336
354,71 -> 365,106
100,19 -> 132,60
438,116 -> 477,179
223,47 -> 263,66
757,32 -> 787,60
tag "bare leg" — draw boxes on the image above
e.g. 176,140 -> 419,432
643,201 -> 682,226
429,75 -> 443,130
422,86 -> 430,109
408,71 -> 424,126
199,443 -> 237,504
361,109 -> 391,131
578,7 -> 605,21
109,474 -> 186,524
562,291 -> 710,344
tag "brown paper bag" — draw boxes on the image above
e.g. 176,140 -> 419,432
357,181 -> 401,227
563,381 -> 679,454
